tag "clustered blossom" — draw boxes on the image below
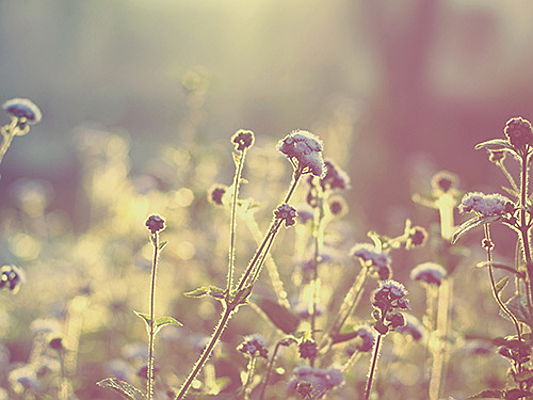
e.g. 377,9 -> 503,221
274,204 -> 298,227
231,129 -> 255,151
320,160 -> 350,191
208,184 -> 226,206
0,265 -> 25,293
277,130 -> 325,177
396,314 -> 424,341
351,243 -> 391,280
410,262 -> 447,287
458,192 -> 514,217
431,171 -> 457,194
346,326 -> 375,354
504,116 -> 533,149
237,334 -> 269,359
288,366 -> 344,399
371,280 -> 409,335
2,98 -> 42,126
145,215 -> 165,234
298,339 -> 318,360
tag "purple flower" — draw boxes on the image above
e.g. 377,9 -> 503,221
277,130 -> 325,176
0,265 -> 25,293
231,129 -> 255,151
320,160 -> 350,191
2,98 -> 42,125
145,214 -> 165,234
504,117 -> 533,148
274,204 -> 298,227
237,334 -> 269,358
347,326 -> 375,354
459,192 -> 513,217
288,366 -> 344,398
431,171 -> 458,194
396,314 -> 424,341
208,184 -> 227,206
298,339 -> 318,360
410,262 -> 447,286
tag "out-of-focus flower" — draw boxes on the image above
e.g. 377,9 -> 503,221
298,339 -> 318,360
278,130 -> 325,176
410,262 -> 447,287
351,243 -> 392,280
320,160 -> 350,191
2,98 -> 42,126
0,265 -> 25,293
458,192 -> 513,217
274,204 -> 297,227
208,184 -> 227,206
30,318 -> 62,336
48,336 -> 65,351
504,117 -> 533,149
405,225 -> 428,249
231,129 -> 255,151
105,359 -> 135,382
145,215 -> 165,234
237,334 -> 268,358
294,302 -> 323,320
8,365 -> 40,394
431,171 -> 458,195
122,342 -> 148,361
346,326 -> 375,354
297,208 -> 314,224
137,363 -> 160,379
396,314 -> 424,341
327,195 -> 348,217
288,366 -> 344,399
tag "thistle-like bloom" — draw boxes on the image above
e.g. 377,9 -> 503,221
298,339 -> 318,360
504,117 -> 533,149
410,262 -> 447,286
231,129 -> 255,151
274,204 -> 298,227
145,215 -> 165,234
371,280 -> 409,334
278,130 -> 325,176
288,367 -> 344,399
237,334 -> 269,358
208,184 -> 227,206
0,265 -> 25,293
320,160 -> 350,191
458,192 -> 513,217
2,98 -> 42,126
431,171 -> 458,194
351,243 -> 392,280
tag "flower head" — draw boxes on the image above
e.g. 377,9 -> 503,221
351,243 -> 392,280
297,208 -> 314,224
274,204 -> 297,227
431,171 -> 458,194
231,129 -> 255,151
396,314 -> 424,341
237,334 -> 269,358
208,184 -> 227,206
2,98 -> 42,126
145,215 -> 165,234
410,262 -> 447,286
320,160 -> 350,191
405,225 -> 428,249
0,265 -> 25,293
458,192 -> 513,217
371,280 -> 409,334
288,367 -> 344,399
504,117 -> 533,149
346,326 -> 375,354
298,339 -> 318,360
277,130 -> 325,176
327,195 -> 348,217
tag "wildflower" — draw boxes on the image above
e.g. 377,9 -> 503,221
346,326 -> 375,354
48,336 -> 64,351
297,208 -> 314,224
274,204 -> 297,227
298,339 -> 318,360
396,314 -> 424,341
277,130 -> 325,176
145,215 -> 165,234
327,195 -> 348,217
288,367 -> 344,399
320,160 -> 350,191
504,117 -> 533,149
410,262 -> 447,286
237,334 -> 269,359
8,365 -> 40,394
208,184 -> 226,206
0,265 -> 25,293
2,98 -> 42,126
231,129 -> 255,151
296,381 -> 313,398
431,171 -> 458,194
351,243 -> 392,280
371,280 -> 409,334
405,225 -> 428,249
458,192 -> 513,217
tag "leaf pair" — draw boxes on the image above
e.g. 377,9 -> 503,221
134,311 -> 183,336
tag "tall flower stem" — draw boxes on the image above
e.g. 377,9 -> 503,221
242,356 -> 257,400
0,120 -> 18,166
147,232 -> 161,400
518,151 -> 533,306
227,149 -> 246,292
259,341 -> 283,400
364,334 -> 382,400
310,196 -> 324,349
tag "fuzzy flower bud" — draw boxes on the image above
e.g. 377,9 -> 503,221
351,243 -> 392,280
231,129 -> 255,151
0,265 -> 25,293
458,192 -> 514,217
298,339 -> 318,360
410,262 -> 447,286
2,98 -> 42,126
145,215 -> 165,234
274,204 -> 297,227
237,334 -> 269,359
504,117 -> 533,149
208,184 -> 227,206
277,130 -> 325,176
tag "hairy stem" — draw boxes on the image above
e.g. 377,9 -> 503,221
364,334 -> 383,400
147,232 -> 160,400
519,151 -> 533,306
242,356 -> 257,400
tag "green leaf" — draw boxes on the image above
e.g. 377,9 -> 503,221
467,389 -> 504,399
254,297 -> 300,334
495,276 -> 510,294
474,139 -> 513,151
184,285 -> 225,299
158,241 -> 168,250
97,378 -> 145,400
451,215 -> 500,244
133,311 -> 151,329
133,311 -> 183,335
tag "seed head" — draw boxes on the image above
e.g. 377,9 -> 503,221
231,129 -> 255,151
145,215 -> 165,234
2,98 -> 42,126
277,130 -> 325,176
504,117 -> 533,149
274,204 -> 297,227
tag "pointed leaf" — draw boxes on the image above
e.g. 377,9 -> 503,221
133,311 -> 151,331
495,276 -> 510,294
97,378 -> 145,400
467,389 -> 504,399
451,216 -> 500,244
475,262 -> 524,278
158,241 -> 168,250
154,316 -> 183,335
474,139 -> 513,151
503,294 -> 533,327
254,297 -> 300,334
184,285 -> 225,299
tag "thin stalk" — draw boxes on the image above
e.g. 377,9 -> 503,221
0,120 -> 17,166
283,169 -> 302,204
497,160 -> 519,195
519,151 -> 533,306
342,350 -> 362,372
147,232 -> 161,400
428,282 -> 446,400
227,149 -> 246,292
310,195 -> 324,348
242,356 -> 257,400
259,341 -> 283,400
364,334 -> 383,400
249,221 -> 283,286
58,351 -> 68,400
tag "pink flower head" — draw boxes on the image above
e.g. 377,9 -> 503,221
458,192 -> 513,217
277,130 -> 325,176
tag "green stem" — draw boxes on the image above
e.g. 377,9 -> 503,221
259,342 -> 283,400
147,232 -> 160,400
364,334 -> 382,400
227,149 -> 246,292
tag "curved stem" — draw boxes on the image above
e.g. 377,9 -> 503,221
227,149 -> 246,292
497,160 -> 519,195
259,341 -> 282,400
519,152 -> 533,306
364,334 -> 382,400
147,232 -> 160,400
